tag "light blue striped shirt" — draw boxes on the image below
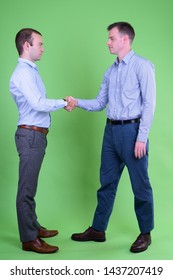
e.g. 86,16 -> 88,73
10,58 -> 67,128
78,50 -> 156,142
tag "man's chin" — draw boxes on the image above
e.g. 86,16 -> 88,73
108,49 -> 115,54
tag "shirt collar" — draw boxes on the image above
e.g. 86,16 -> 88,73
18,57 -> 37,69
115,50 -> 134,65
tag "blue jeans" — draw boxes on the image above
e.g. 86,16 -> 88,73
15,128 -> 47,242
92,122 -> 154,234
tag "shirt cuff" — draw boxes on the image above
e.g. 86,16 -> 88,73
137,132 -> 148,143
63,100 -> 68,106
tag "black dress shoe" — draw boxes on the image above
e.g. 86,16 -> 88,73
71,227 -> 106,242
130,233 -> 151,253
38,227 -> 58,238
22,237 -> 59,253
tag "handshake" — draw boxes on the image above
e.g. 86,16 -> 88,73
64,96 -> 78,112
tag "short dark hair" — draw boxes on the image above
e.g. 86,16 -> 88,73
107,22 -> 135,43
15,28 -> 42,55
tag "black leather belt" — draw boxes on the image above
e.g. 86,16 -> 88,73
18,125 -> 49,135
107,118 -> 140,125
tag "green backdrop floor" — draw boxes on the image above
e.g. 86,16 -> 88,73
0,224 -> 172,260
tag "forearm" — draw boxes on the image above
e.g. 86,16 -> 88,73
77,98 -> 106,112
29,97 -> 67,112
137,102 -> 155,142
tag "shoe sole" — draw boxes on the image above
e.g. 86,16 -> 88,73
23,248 -> 59,253
38,233 -> 58,238
71,237 -> 106,242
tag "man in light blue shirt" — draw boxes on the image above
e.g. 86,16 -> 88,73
68,22 -> 156,253
10,28 -> 73,253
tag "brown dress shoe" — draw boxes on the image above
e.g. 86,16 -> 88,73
38,227 -> 58,238
71,227 -> 106,242
22,237 -> 59,253
130,233 -> 151,253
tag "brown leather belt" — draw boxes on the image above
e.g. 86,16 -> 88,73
107,118 -> 140,125
18,125 -> 49,135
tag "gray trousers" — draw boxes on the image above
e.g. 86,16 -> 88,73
15,128 -> 47,242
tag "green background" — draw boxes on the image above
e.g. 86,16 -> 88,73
0,0 -> 172,260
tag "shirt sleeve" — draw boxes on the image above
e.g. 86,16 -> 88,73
11,67 -> 67,112
77,75 -> 109,111
136,60 -> 156,142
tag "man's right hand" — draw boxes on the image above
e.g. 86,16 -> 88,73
64,96 -> 78,112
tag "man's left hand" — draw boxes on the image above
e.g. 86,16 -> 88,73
134,141 -> 146,159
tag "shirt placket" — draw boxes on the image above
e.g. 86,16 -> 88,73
116,62 -> 122,119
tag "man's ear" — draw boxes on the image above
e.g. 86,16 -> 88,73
124,34 -> 130,44
23,41 -> 30,52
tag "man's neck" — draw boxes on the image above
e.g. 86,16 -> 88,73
118,48 -> 131,61
20,54 -> 33,63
